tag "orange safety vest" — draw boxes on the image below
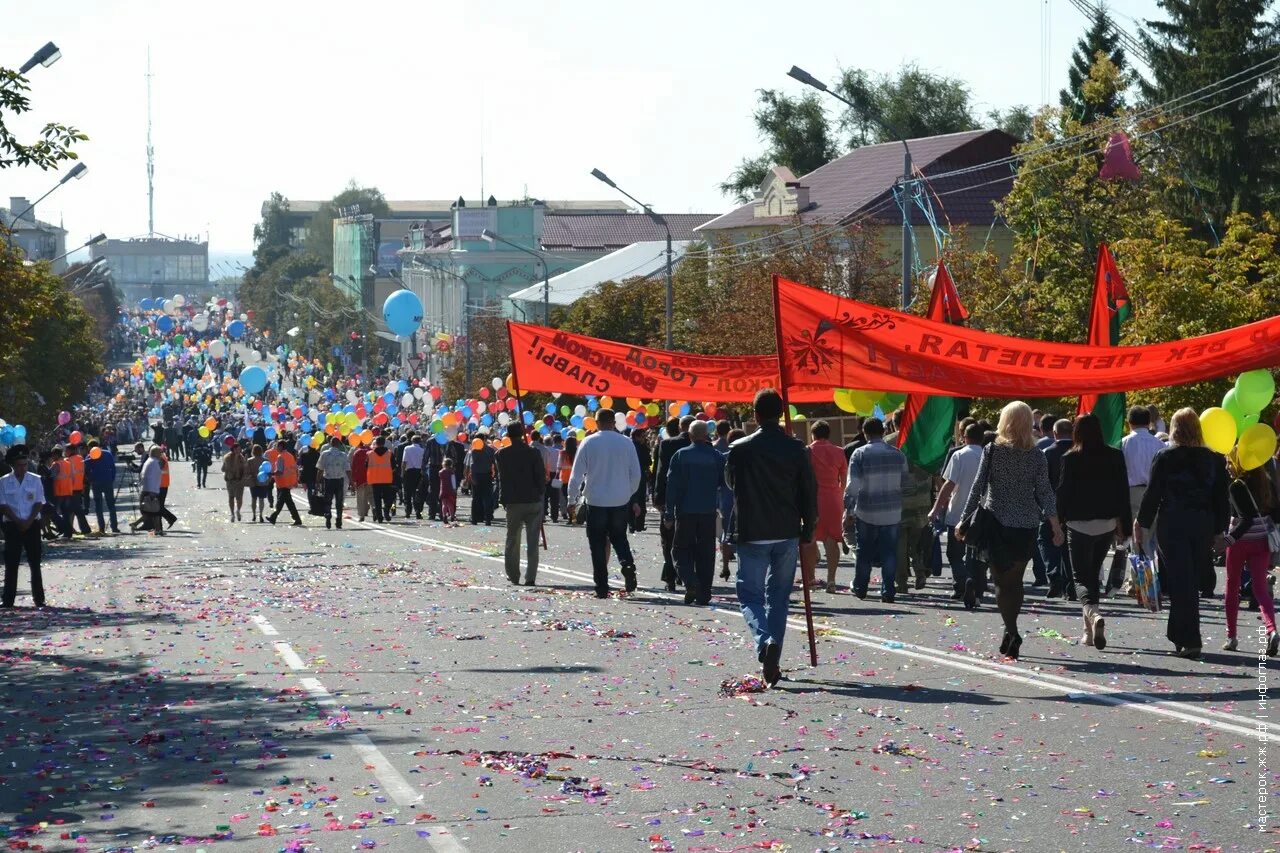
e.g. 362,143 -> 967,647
559,452 -> 573,484
274,451 -> 298,488
160,454 -> 170,489
68,455 -> 85,491
366,449 -> 393,484
52,459 -> 74,497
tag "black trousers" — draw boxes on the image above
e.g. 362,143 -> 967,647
586,504 -> 636,594
660,517 -> 676,582
372,484 -> 395,521
402,469 -> 423,516
194,463 -> 209,488
1067,528 -> 1109,605
545,483 -> 560,522
674,513 -> 716,602
471,474 -> 494,524
324,478 -> 345,524
425,467 -> 441,518
1156,509 -> 1212,650
158,487 -> 178,526
269,487 -> 301,524
3,521 -> 43,606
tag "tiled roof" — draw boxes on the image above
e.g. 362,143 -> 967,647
696,129 -> 1017,233
541,213 -> 717,251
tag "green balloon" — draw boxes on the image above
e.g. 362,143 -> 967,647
1223,387 -> 1246,418
1236,369 -> 1275,413
880,392 -> 907,411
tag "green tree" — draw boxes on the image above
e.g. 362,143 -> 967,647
304,182 -> 391,264
988,105 -> 1036,141
719,91 -> 837,203
0,68 -> 85,169
253,192 -> 293,270
835,63 -> 980,146
1060,4 -> 1128,123
1139,0 -> 1280,226
440,308 -> 509,402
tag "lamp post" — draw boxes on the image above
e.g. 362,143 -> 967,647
18,42 -> 61,74
480,228 -> 550,325
48,232 -> 106,265
590,168 -> 674,349
787,65 -> 914,309
5,162 -> 88,251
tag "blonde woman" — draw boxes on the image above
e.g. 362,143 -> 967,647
957,401 -> 1063,660
1135,408 -> 1229,660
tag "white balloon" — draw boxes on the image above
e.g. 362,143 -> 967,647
491,377 -> 503,390
191,314 -> 210,332
497,412 -> 510,426
614,412 -> 627,430
385,382 -> 398,395
172,294 -> 187,307
401,393 -> 414,407
574,404 -> 587,417
346,390 -> 358,403
207,340 -> 226,360
413,388 -> 425,400
551,392 -> 562,399
308,389 -> 321,404
239,313 -> 248,322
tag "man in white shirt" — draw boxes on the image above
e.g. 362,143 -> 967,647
1110,405 -> 1166,592
0,446 -> 48,608
535,436 -> 561,522
568,409 -> 642,598
400,434 -> 426,520
929,422 -> 986,601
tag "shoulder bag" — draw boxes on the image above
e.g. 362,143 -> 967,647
1238,478 -> 1280,552
959,444 -> 1001,554
140,491 -> 162,514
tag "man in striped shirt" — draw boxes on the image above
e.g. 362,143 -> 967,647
845,417 -> 908,602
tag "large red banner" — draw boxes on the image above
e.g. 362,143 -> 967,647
774,275 -> 1280,397
507,321 -> 830,403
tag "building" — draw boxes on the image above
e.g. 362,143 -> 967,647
91,236 -> 209,305
2,196 -> 68,273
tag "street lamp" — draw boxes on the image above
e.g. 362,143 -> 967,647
590,168 -> 674,349
18,42 -> 61,75
48,232 -> 106,265
479,228 -> 550,325
5,162 -> 88,250
787,64 -> 915,309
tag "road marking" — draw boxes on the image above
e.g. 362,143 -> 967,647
355,520 -> 1280,744
424,826 -> 470,853
250,613 -> 279,636
273,641 -> 307,671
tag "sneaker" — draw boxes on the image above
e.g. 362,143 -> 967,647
1222,637 -> 1238,651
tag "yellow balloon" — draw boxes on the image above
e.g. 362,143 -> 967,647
646,402 -> 660,417
198,426 -> 210,438
1200,407 -> 1237,455
1238,423 -> 1277,470
833,389 -> 858,414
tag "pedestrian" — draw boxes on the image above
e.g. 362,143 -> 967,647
568,407 -> 642,598
845,417 -> 907,602
654,417 -> 693,590
221,442 -> 248,521
139,446 -> 166,535
956,401 -> 1063,660
1223,455 -> 1280,655
465,436 -> 497,525
68,442 -> 93,534
929,421 -> 986,602
84,439 -> 120,534
366,435 -> 395,523
191,438 -> 212,488
401,433 -> 426,520
560,435 -> 578,523
1135,408 -> 1228,659
496,422 -> 546,586
628,427 -> 650,532
1040,418 -> 1075,599
726,389 -> 816,687
50,447 -> 79,539
424,435 -> 445,520
267,440 -> 303,526
318,436 -> 352,530
1056,413 -> 1130,650
664,419 -> 725,605
1109,406 -> 1166,593
1,446 -> 47,608
439,457 -> 458,522
298,437 -> 321,516
156,446 -> 178,530
351,440 -> 371,522
805,421 -> 848,594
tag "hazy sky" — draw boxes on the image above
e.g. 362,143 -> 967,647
4,0 -> 1162,257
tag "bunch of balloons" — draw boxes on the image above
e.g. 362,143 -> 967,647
832,388 -> 907,417
1201,369 -> 1277,469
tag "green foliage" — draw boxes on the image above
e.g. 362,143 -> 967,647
719,91 -> 837,203
440,309 -> 508,402
1060,5 -> 1129,123
988,106 -> 1035,141
835,63 -> 980,146
304,182 -> 391,264
0,68 -> 86,170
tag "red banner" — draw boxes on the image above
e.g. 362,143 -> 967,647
774,275 -> 1280,397
507,321 -> 830,403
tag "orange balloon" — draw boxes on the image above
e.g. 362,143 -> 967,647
68,431 -> 83,445
583,417 -> 597,431
471,438 -> 485,450
88,447 -> 103,460
204,417 -> 217,431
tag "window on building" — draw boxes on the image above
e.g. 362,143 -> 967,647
163,255 -> 178,281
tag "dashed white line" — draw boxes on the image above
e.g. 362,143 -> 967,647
250,613 -> 279,635
356,519 -> 1280,744
273,641 -> 307,671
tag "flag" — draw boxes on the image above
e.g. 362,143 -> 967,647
897,262 -> 969,473
1078,243 -> 1132,446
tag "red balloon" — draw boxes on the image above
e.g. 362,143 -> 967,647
505,398 -> 518,411
497,388 -> 508,399
479,388 -> 491,399
543,415 -> 554,425
373,412 -> 389,426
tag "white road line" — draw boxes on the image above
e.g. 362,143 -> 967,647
356,520 -> 1280,743
250,613 -> 279,636
425,826 -> 470,853
273,641 -> 307,671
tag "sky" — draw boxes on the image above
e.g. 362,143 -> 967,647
3,0 -> 1164,260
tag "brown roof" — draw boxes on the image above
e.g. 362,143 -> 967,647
696,129 -> 1017,233
541,213 -> 717,251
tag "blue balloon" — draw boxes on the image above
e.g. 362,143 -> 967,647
239,365 -> 268,395
264,426 -> 277,440
156,315 -> 175,333
560,427 -> 571,439
391,417 -> 402,428
382,290 -> 424,337
258,461 -> 272,475
587,397 -> 599,412
257,471 -> 270,483
0,426 -> 13,445
385,404 -> 398,416
300,419 -> 313,432
383,392 -> 395,404
480,414 -> 493,427
139,297 -> 155,311
679,403 -> 691,417
397,380 -> 409,393
13,425 -> 26,442
571,415 -> 584,428
227,320 -> 246,339
522,410 -> 534,425
434,432 -> 449,445
545,403 -> 557,414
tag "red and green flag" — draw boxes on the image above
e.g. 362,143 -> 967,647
1077,243 -> 1132,446
897,261 -> 969,473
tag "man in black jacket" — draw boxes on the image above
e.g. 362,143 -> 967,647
653,416 -> 694,590
496,422 -> 547,586
725,389 -> 817,687
1041,418 -> 1076,599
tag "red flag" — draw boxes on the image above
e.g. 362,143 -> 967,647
1078,243 -> 1131,417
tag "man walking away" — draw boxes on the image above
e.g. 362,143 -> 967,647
1110,405 -> 1164,593
85,439 -> 120,534
568,408 -> 642,598
665,420 -> 724,605
466,437 -> 496,525
424,435 -> 445,520
351,440 -> 371,522
0,446 -> 47,608
496,422 -> 547,586
846,417 -> 907,602
629,427 -> 650,533
653,416 -> 693,590
318,436 -> 352,529
726,389 -> 817,687
267,440 -> 303,526
366,436 -> 395,523
401,434 -> 425,520
929,421 -> 984,599
191,439 -> 212,488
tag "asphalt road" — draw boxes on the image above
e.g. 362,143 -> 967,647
1,461 -> 1275,852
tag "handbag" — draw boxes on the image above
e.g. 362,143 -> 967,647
140,491 -> 162,514
959,444 -> 1001,553
1238,479 -> 1280,552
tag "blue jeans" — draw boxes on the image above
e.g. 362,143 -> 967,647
736,539 -> 799,657
91,483 -> 118,531
854,519 -> 899,598
1038,519 -> 1068,588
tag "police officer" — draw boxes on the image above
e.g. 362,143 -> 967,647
0,446 -> 48,608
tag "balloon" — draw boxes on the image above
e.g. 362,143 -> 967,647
1238,423 -> 1278,470
68,430 -> 83,445
833,389 -> 859,414
880,392 -> 907,412
156,315 -> 175,333
139,297 -> 155,311
57,410 -> 71,426
1200,407 -> 1237,455
198,426 -> 210,439
471,438 -> 484,450
434,432 -> 449,445
491,377 -> 503,391
88,446 -> 103,460
227,320 -> 246,339
172,293 -> 186,307
208,340 -> 227,360
1236,369 -> 1276,413
382,290 -> 424,337
239,365 -> 268,395
506,374 -> 518,395
191,313 -> 210,332
599,395 -> 613,410
204,417 -> 218,431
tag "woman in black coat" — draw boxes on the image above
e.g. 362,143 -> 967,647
1055,414 -> 1131,650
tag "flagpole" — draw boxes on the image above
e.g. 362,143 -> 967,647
772,275 -> 819,669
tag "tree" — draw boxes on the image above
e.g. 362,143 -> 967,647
988,105 -> 1036,141
440,309 -> 509,402
1139,0 -> 1280,226
0,68 -> 85,169
835,64 -> 980,146
719,91 -> 837,203
304,182 -> 391,264
1060,4 -> 1128,123
253,192 -> 293,270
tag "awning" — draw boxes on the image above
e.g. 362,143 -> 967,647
508,240 -> 692,306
